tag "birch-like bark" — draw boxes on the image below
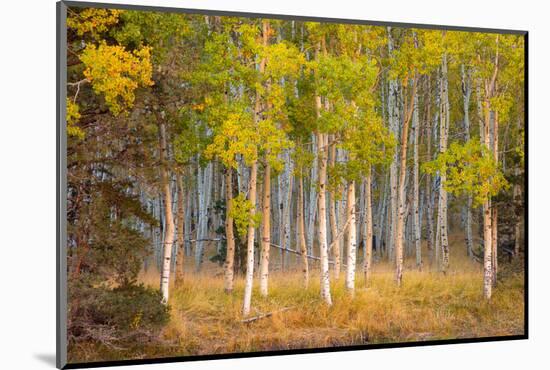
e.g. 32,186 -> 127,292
427,76 -> 438,263
329,139 -> 341,279
483,200 -> 493,299
387,28 -> 399,263
359,179 -> 366,263
242,161 -> 257,316
395,77 -> 417,287
298,172 -> 309,287
223,168 -> 236,293
482,100 -> 494,300
314,38 -> 332,305
491,110 -> 499,286
435,190 -> 441,267
159,121 -> 175,304
439,56 -> 450,273
175,173 -> 185,285
307,133 -> 318,255
318,131 -> 332,305
195,162 -> 213,271
338,149 -> 347,259
363,167 -> 373,283
412,91 -> 421,269
461,64 -> 474,258
278,166 -> 284,269
157,195 -> 164,270
377,175 -> 388,256
243,20 -> 268,316
482,35 -> 500,298
284,162 -> 293,268
260,161 -> 271,296
277,151 -> 293,271
184,184 -> 192,256
345,181 -> 357,294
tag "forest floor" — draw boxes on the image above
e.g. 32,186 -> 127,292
69,237 -> 525,363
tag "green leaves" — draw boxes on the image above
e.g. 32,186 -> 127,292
228,193 -> 262,237
313,54 -> 378,104
388,29 -> 443,81
204,108 -> 257,168
263,41 -> 305,81
337,109 -> 396,182
112,10 -> 189,61
423,139 -> 509,207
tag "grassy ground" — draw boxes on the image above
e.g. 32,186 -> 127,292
68,238 -> 525,363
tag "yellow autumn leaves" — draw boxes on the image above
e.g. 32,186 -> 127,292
80,43 -> 154,116
67,7 -> 154,133
67,8 -> 122,37
66,99 -> 85,139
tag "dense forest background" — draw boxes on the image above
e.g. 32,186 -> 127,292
65,7 -> 525,362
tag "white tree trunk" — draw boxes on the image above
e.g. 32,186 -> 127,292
329,140 -> 341,279
317,130 -> 332,305
491,110 -> 499,286
461,65 -> 474,258
243,20 -> 267,315
223,168 -> 236,293
439,57 -> 450,272
395,77 -> 417,287
363,168 -> 373,283
183,184 -> 191,256
307,133 -> 318,256
483,200 -> 493,299
298,173 -> 309,287
159,122 -> 175,304
242,161 -> 257,316
377,176 -> 388,256
387,28 -> 399,264
195,162 -> 213,271
412,92 -> 421,269
338,148 -> 347,260
175,173 -> 185,285
284,155 -> 294,268
260,162 -> 271,296
345,181 -> 357,294
482,90 -> 494,299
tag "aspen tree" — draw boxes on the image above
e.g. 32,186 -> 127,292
412,91 -> 422,269
175,173 -> 185,285
439,52 -> 450,273
392,30 -> 442,285
159,120 -> 175,304
309,26 -> 333,305
329,140 -> 342,279
461,64 -> 474,258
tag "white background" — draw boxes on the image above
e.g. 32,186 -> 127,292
0,0 -> 546,368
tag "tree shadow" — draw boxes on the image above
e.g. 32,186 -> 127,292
34,353 -> 56,367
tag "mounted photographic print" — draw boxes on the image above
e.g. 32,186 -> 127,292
56,1 -> 528,368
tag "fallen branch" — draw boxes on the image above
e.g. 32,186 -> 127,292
270,243 -> 320,261
269,243 -> 345,267
241,306 -> 295,324
328,216 -> 351,253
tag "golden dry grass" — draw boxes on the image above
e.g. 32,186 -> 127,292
70,236 -> 525,363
